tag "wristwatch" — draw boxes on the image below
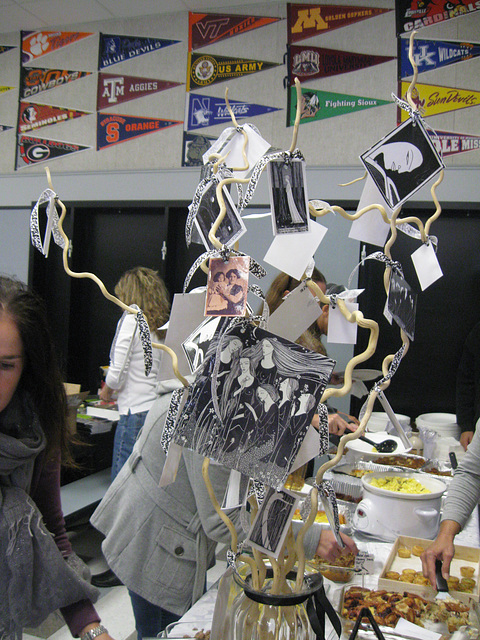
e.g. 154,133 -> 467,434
80,625 -> 108,640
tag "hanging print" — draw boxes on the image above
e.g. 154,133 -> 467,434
267,158 -> 310,235
205,257 -> 250,317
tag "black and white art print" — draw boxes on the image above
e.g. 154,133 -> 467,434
182,315 -> 223,373
194,181 -> 246,251
268,159 -> 310,236
360,118 -> 444,210
172,322 -> 335,489
387,271 -> 417,341
246,487 -> 299,558
205,256 -> 250,317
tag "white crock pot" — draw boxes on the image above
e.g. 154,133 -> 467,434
352,472 -> 447,541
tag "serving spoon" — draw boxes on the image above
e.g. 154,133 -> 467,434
358,434 -> 398,453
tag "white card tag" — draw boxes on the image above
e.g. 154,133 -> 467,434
411,242 -> 443,291
354,550 -> 375,574
383,297 -> 393,324
327,301 -> 358,344
289,425 -> 320,473
158,441 -> 183,487
268,282 -> 322,342
210,567 -> 234,640
349,176 -> 393,247
203,124 -> 270,179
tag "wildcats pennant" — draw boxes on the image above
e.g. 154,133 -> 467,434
188,52 -> 278,90
18,102 -> 90,133
288,44 -> 394,83
22,31 -> 94,64
399,81 -> 480,121
20,67 -> 92,100
189,12 -> 280,50
288,86 -> 390,125
287,4 -> 391,44
400,37 -> 480,78
97,113 -> 182,150
182,131 -> 216,166
186,92 -> 280,130
99,34 -> 180,69
430,130 -> 480,157
396,0 -> 480,34
97,73 -> 182,109
16,134 -> 90,169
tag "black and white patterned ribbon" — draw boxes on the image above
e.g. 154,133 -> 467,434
183,248 -> 266,293
397,222 -> 438,250
313,479 -> 342,538
30,188 -> 65,254
372,344 -> 406,393
160,387 -> 185,454
347,251 -> 403,291
391,92 -> 422,123
317,403 -> 330,456
252,479 -> 266,506
136,309 -> 153,376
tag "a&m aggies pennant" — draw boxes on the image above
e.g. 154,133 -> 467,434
187,52 -> 278,90
189,12 -> 280,50
186,92 -> 280,129
18,102 -> 90,133
97,113 -> 182,150
399,81 -> 480,121
430,130 -> 480,157
22,31 -> 94,64
97,73 -> 182,109
400,37 -> 480,78
99,34 -> 180,69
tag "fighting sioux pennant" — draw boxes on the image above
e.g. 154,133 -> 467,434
186,92 -> 280,130
16,135 -> 90,169
398,81 -> 480,122
396,0 -> 480,34
97,113 -> 182,150
22,31 -> 94,64
429,130 -> 480,157
97,73 -> 182,110
187,52 -> 279,90
99,33 -> 180,69
399,37 -> 480,78
287,44 -> 394,84
18,102 -> 90,133
20,67 -> 92,100
287,3 -> 391,44
189,12 -> 280,50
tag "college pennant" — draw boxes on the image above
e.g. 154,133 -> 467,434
186,92 -> 280,130
98,34 -> 180,69
429,129 -> 480,157
287,44 -> 394,83
22,31 -> 94,64
16,135 -> 90,169
0,125 -> 13,133
97,73 -> 182,110
287,3 -> 392,44
187,52 -> 279,90
0,86 -> 14,94
288,85 -> 391,125
399,37 -> 480,78
189,12 -> 280,50
18,102 -> 90,133
97,113 -> 182,150
20,67 -> 92,100
0,45 -> 15,55
182,131 -> 216,166
398,81 -> 480,121
396,0 -> 480,34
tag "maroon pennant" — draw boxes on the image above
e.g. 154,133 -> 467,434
18,102 -> 90,133
97,73 -> 182,110
189,12 -> 280,50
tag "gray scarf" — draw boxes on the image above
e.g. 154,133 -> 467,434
0,391 -> 99,640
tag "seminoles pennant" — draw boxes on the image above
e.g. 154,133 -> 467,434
186,92 -> 280,130
22,30 -> 94,64
400,37 -> 480,79
20,67 -> 92,100
189,12 -> 280,50
182,131 -> 216,166
97,73 -> 182,110
430,130 -> 480,157
396,0 -> 480,34
16,135 -> 90,169
288,44 -> 394,84
98,33 -> 180,69
188,52 -> 278,90
287,3 -> 391,44
399,81 -> 480,122
288,85 -> 390,125
97,113 -> 182,150
0,45 -> 15,55
0,125 -> 13,133
18,102 -> 90,134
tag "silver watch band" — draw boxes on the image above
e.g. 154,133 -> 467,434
80,625 -> 108,640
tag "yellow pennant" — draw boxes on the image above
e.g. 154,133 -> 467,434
400,81 -> 480,121
0,86 -> 14,93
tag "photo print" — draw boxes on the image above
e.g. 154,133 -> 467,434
172,322 -> 335,489
182,315 -> 223,373
205,256 -> 250,317
360,117 -> 444,210
267,158 -> 310,235
194,181 -> 246,251
387,271 -> 417,341
247,487 -> 299,558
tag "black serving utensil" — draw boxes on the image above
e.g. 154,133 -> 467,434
359,434 -> 398,453
435,559 -> 450,600
449,451 -> 458,470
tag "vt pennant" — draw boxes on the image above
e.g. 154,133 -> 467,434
189,12 -> 280,50
97,73 -> 182,109
97,113 -> 182,150
99,33 -> 180,69
186,92 -> 280,130
187,52 -> 278,90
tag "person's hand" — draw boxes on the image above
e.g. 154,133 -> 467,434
315,530 -> 358,563
328,413 -> 354,436
79,624 -> 115,640
99,384 -> 114,402
460,431 -> 474,450
420,520 -> 460,587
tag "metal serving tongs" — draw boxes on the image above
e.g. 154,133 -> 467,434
377,390 -> 412,452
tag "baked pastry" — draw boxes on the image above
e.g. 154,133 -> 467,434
399,573 -> 415,582
402,568 -> 416,575
385,571 -> 400,580
398,547 -> 411,558
460,566 -> 475,578
412,545 -> 424,556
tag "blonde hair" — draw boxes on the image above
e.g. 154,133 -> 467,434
115,267 -> 170,337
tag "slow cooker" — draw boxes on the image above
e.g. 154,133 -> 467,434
352,472 -> 447,541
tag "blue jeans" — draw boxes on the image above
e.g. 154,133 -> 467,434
111,410 -> 148,481
128,590 -> 180,640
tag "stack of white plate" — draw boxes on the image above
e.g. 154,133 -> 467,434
416,413 -> 462,462
366,411 -> 411,433
416,413 -> 460,439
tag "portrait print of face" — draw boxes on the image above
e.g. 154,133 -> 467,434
360,117 -> 444,209
205,256 -> 249,317
267,159 -> 310,235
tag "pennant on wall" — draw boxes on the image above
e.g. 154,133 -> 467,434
288,44 -> 394,84
18,102 -> 90,133
287,3 -> 391,44
0,86 -> 14,94
186,92 -> 280,130
97,73 -> 182,109
182,131 -> 216,166
187,52 -> 278,90
396,0 -> 480,34
430,129 -> 480,157
98,34 -> 180,69
288,85 -> 390,125
189,12 -> 280,50
0,125 -> 13,133
97,113 -> 182,150
400,37 -> 480,78
20,67 -> 92,100
22,31 -> 94,64
16,134 -> 90,169
0,45 -> 15,55
399,81 -> 480,121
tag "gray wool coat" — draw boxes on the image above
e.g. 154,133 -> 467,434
90,378 -> 243,616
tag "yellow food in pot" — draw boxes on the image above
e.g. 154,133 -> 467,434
369,476 -> 431,494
